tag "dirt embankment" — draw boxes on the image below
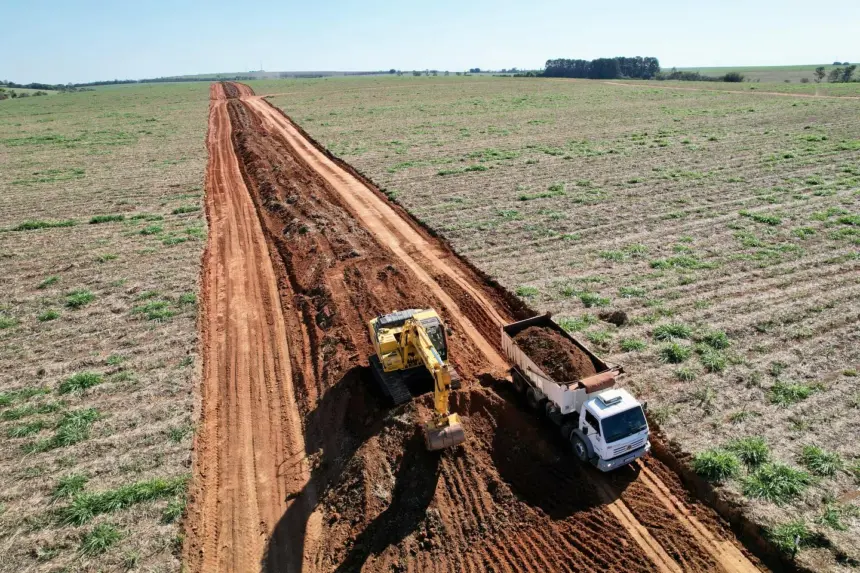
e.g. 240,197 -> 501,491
185,82 -> 765,573
513,326 -> 598,381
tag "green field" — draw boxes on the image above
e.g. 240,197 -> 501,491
675,63 -> 855,82
252,74 -> 860,569
1,73 -> 858,570
0,83 -> 209,572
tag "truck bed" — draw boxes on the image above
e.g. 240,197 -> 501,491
501,314 -> 621,411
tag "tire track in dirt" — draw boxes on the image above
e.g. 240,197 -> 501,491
186,82 -> 765,573
183,83 -> 309,573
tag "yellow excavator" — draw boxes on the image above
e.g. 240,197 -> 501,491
368,308 -> 465,451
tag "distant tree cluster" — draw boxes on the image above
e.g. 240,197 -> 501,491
654,68 -> 745,83
0,85 -> 51,100
544,57 -> 660,79
826,65 -> 856,83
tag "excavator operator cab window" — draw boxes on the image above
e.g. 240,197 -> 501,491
421,319 -> 448,362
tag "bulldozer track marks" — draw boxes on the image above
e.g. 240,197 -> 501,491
184,82 -> 764,573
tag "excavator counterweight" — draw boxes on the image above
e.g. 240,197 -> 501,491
368,308 -> 465,451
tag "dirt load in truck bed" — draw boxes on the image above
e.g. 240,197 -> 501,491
513,325 -> 598,382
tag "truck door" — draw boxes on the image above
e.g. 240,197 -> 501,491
584,410 -> 603,448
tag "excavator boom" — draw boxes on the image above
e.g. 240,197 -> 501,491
402,318 -> 466,450
368,309 -> 466,451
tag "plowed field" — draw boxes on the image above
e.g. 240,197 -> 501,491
184,82 -> 764,572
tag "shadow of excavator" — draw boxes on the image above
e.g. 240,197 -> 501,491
261,365 -> 442,573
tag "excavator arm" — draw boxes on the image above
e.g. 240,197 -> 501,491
402,318 -> 465,451
403,318 -> 452,418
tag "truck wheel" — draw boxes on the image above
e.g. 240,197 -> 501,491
512,372 -> 526,394
560,422 -> 575,440
545,402 -> 563,426
571,435 -> 589,462
526,387 -> 546,413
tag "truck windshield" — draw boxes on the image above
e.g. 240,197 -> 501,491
601,407 -> 647,444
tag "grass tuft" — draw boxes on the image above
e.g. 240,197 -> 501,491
28,408 -> 100,453
619,338 -> 646,352
37,276 -> 60,289
65,289 -> 95,309
817,503 -> 859,531
726,437 -> 770,467
52,474 -> 89,500
37,309 -> 60,322
12,219 -> 77,231
698,347 -> 727,373
58,372 -> 103,394
798,445 -> 843,476
161,496 -> 187,524
742,462 -> 811,503
1,401 -> 61,421
653,322 -> 691,341
140,224 -> 163,235
89,214 -> 125,224
178,292 -> 197,305
769,381 -> 814,406
556,314 -> 597,332
740,210 -> 782,226
619,286 -> 646,298
7,420 -> 47,438
767,520 -> 820,555
658,341 -> 691,364
171,205 -> 200,215
132,300 -> 176,321
579,292 -> 610,307
80,523 -> 122,556
58,475 -> 188,525
692,448 -> 740,482
675,366 -> 697,381
698,329 -> 730,349
514,285 -> 538,298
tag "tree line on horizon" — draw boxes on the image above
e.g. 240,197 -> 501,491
543,57 -> 661,79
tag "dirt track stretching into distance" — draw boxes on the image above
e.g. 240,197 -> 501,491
183,82 -> 764,572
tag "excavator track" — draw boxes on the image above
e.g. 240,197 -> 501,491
369,355 -> 462,405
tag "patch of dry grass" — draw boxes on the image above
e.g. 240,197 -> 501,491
259,74 -> 860,569
0,82 -> 209,571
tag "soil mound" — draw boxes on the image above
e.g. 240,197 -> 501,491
513,326 -> 597,382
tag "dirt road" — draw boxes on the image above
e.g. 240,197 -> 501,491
184,82 -> 765,572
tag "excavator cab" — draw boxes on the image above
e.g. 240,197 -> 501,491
368,309 -> 465,451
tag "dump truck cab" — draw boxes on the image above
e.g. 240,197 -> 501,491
576,388 -> 650,471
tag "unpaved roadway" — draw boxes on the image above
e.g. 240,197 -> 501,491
184,82 -> 765,573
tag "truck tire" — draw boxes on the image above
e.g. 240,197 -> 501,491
545,402 -> 563,426
571,435 -> 589,463
560,421 -> 575,441
526,387 -> 546,413
512,371 -> 527,394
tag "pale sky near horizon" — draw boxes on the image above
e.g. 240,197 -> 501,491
4,0 -> 859,84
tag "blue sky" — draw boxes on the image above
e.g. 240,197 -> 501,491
4,0 -> 859,84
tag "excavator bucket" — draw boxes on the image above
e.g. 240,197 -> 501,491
424,413 -> 466,451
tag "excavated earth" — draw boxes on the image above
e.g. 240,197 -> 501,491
184,82 -> 767,573
513,326 -> 598,382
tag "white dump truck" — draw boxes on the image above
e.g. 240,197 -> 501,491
501,314 -> 650,471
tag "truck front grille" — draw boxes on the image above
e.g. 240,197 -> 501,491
612,437 -> 646,458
